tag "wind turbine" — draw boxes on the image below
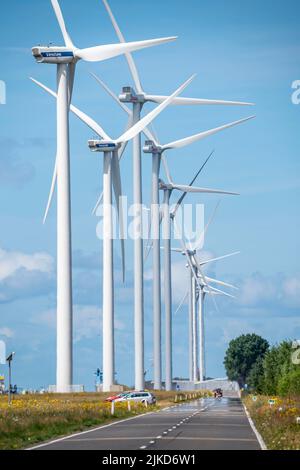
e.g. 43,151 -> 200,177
32,0 -> 177,394
31,75 -> 196,391
196,270 -> 238,382
101,0 -> 254,392
173,223 -> 239,383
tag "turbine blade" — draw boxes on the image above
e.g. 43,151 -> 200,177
102,0 -> 143,93
205,276 -> 239,290
92,192 -> 104,216
91,73 -> 131,116
111,151 -> 126,283
145,95 -> 254,106
68,63 -> 76,105
172,151 -> 215,217
43,156 -> 57,224
75,36 -> 177,62
161,155 -> 173,185
51,0 -> 74,48
175,290 -> 189,315
117,75 -> 196,144
170,247 -> 183,253
200,251 -> 240,266
171,184 -> 239,195
192,201 -> 221,252
30,78 -> 112,140
207,285 -> 236,299
162,116 -> 256,151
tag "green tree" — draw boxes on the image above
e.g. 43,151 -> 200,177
247,356 -> 265,392
224,334 -> 269,387
262,341 -> 298,395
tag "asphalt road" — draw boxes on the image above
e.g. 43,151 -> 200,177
31,397 -> 262,451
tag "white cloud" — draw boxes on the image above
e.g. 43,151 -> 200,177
238,274 -> 277,306
0,248 -> 53,282
32,305 -> 126,344
282,277 -> 300,308
0,327 -> 14,338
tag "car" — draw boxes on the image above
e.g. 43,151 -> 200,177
105,392 -> 128,403
114,391 -> 156,405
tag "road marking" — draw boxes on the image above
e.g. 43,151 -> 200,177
64,436 -> 258,443
140,446 -> 147,450
27,411 -> 155,450
243,403 -> 267,450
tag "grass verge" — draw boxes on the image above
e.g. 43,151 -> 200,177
243,395 -> 300,450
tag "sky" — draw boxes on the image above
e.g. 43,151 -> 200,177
0,0 -> 299,391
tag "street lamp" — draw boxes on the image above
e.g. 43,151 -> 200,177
6,352 -> 15,405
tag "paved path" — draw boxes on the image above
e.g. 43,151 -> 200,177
31,398 -> 262,451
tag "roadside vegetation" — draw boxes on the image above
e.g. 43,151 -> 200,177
224,334 -> 300,450
244,395 -> 300,450
0,390 -> 210,450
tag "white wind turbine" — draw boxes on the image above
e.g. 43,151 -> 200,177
173,223 -> 239,382
90,75 -> 255,392
32,0 -> 177,393
101,0 -> 254,392
31,75 -> 196,392
196,268 -> 238,382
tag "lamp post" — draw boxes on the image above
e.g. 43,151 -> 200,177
6,352 -> 15,405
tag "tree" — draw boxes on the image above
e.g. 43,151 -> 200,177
277,369 -> 300,396
262,341 -> 298,395
247,356 -> 265,392
224,334 -> 269,387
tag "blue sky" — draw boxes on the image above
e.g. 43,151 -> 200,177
0,0 -> 300,390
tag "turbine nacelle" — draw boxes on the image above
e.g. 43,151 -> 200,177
143,140 -> 163,154
158,178 -> 172,191
88,140 -> 120,152
32,46 -> 75,64
119,86 -> 146,104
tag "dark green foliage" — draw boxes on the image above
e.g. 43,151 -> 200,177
262,341 -> 299,395
225,335 -> 300,396
224,334 -> 269,387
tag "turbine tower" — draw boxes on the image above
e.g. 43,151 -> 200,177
101,0 -> 254,392
32,75 -> 196,391
32,0 -> 177,392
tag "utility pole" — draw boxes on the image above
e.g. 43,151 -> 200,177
6,352 -> 15,405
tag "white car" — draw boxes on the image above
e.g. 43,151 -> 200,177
114,391 -> 156,405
